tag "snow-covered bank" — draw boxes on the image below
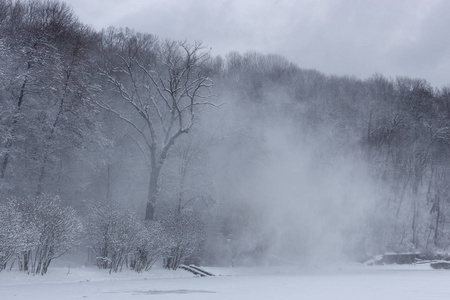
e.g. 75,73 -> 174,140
1,264 -> 450,299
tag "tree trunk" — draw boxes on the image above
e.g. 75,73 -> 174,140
145,164 -> 161,221
36,70 -> 70,195
106,163 -> 112,201
0,75 -> 28,179
36,155 -> 49,195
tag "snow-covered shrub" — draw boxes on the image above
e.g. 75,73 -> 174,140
87,202 -> 166,273
1,195 -> 82,275
161,210 -> 205,270
0,205 -> 18,270
0,203 -> 39,271
87,202 -> 141,273
15,194 -> 82,275
129,221 -> 166,273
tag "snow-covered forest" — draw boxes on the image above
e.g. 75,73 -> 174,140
1,0 -> 450,278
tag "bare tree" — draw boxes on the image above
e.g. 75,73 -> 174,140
98,28 -> 214,220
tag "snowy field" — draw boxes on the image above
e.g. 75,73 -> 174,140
1,264 -> 450,299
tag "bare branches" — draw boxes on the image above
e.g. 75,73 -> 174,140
98,29 -> 215,220
100,30 -> 213,148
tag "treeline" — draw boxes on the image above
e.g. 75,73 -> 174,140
1,0 -> 450,274
219,52 -> 450,257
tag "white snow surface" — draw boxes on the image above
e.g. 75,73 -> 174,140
1,263 -> 450,299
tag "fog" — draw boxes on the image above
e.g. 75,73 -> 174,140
197,86 -> 383,266
1,0 -> 449,276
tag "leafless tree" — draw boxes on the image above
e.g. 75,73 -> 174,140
98,28 -> 214,220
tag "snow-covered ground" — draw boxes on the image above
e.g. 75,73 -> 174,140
1,263 -> 450,299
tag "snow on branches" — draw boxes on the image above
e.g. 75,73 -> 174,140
0,194 -> 82,275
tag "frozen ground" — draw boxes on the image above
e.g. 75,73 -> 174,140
1,263 -> 450,299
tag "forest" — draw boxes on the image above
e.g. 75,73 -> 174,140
1,0 -> 450,275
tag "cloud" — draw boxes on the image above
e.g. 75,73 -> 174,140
387,0 -> 450,85
70,0 -> 449,87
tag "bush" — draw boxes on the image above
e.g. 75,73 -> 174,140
0,194 -> 82,275
0,203 -> 38,271
161,210 -> 205,270
129,221 -> 166,273
87,202 -> 138,273
87,202 -> 167,273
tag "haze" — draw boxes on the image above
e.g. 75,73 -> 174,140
2,0 -> 450,293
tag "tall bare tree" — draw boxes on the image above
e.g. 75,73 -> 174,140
99,28 -> 214,220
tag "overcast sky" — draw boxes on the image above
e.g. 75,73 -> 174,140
69,0 -> 449,87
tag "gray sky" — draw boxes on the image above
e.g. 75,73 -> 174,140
69,0 -> 449,87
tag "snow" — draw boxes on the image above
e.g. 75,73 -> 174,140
1,264 -> 450,299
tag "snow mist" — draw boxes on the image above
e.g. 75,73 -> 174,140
205,95 -> 382,267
